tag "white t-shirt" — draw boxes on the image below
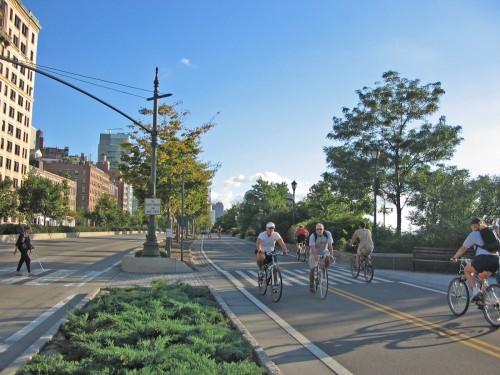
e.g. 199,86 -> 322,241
463,230 -> 499,256
309,230 -> 333,253
257,231 -> 282,254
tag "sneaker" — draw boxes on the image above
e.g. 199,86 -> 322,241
28,272 -> 36,277
471,292 -> 482,302
15,271 -> 22,276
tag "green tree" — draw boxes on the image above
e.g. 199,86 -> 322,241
116,102 -> 218,228
89,195 -> 120,228
18,172 -> 70,225
470,174 -> 500,224
325,71 -> 463,235
0,179 -> 18,222
239,178 -> 290,234
407,166 -> 475,231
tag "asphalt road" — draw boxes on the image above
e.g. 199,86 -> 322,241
198,236 -> 500,375
1,234 -> 499,375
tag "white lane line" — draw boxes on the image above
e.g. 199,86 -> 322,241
0,294 -> 76,354
200,243 -> 353,375
398,281 -> 447,295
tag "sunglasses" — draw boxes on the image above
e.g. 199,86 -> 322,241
267,227 -> 275,230
316,228 -> 323,231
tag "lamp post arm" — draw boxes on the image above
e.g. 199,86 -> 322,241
0,56 -> 150,133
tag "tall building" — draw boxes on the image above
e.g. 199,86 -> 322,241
43,159 -> 118,212
0,0 -> 41,188
98,131 -> 129,171
97,131 -> 134,213
212,202 -> 224,220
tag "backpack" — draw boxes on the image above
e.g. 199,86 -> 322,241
479,227 -> 500,252
308,230 -> 332,244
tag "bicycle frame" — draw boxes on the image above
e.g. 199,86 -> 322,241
258,251 -> 283,302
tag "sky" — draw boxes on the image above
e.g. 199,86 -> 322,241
21,0 -> 500,229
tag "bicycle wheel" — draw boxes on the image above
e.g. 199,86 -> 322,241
271,268 -> 283,302
258,267 -> 268,296
447,277 -> 469,316
318,264 -> 328,299
301,246 -> 307,262
482,283 -> 500,327
363,262 -> 374,283
350,255 -> 359,279
297,244 -> 301,260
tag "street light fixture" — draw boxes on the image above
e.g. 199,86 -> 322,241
291,180 -> 297,225
371,148 -> 380,246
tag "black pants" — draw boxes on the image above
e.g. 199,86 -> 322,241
16,249 -> 31,272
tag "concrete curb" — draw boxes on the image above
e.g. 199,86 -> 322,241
209,286 -> 282,375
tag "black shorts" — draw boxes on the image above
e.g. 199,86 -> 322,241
296,234 -> 307,243
471,254 -> 500,274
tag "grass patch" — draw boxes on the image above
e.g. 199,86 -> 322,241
18,280 -> 265,375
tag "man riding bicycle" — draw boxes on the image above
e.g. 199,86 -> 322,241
349,221 -> 374,270
295,225 -> 309,249
308,223 -> 334,293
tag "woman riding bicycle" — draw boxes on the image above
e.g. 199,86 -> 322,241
349,221 -> 374,270
451,218 -> 500,301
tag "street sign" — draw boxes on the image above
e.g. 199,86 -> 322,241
144,198 -> 161,215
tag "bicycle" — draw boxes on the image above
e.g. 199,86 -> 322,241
296,241 -> 307,262
350,249 -> 374,282
447,257 -> 500,327
313,254 -> 330,299
257,250 -> 283,302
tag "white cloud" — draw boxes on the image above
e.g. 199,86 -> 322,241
213,172 -> 313,210
180,57 -> 191,66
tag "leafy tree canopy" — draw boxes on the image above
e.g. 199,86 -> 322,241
325,71 -> 463,235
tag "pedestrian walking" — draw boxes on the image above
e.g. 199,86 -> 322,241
13,225 -> 36,276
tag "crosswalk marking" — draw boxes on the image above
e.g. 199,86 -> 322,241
231,266 -> 393,287
25,269 -> 78,285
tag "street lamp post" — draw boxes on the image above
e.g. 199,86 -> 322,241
291,180 -> 297,225
371,148 -> 380,246
143,68 -> 172,257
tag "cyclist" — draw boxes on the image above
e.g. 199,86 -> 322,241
349,221 -> 374,270
451,218 -> 500,301
308,223 -> 334,293
294,225 -> 309,254
255,222 -> 289,280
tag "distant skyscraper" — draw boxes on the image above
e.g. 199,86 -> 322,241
212,202 -> 224,220
98,132 -> 129,170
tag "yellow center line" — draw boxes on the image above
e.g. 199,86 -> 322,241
330,286 -> 500,358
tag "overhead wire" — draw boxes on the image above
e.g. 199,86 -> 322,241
24,61 -> 171,98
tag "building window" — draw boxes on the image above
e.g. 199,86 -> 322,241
5,158 -> 11,170
7,123 -> 13,134
14,144 -> 20,155
6,141 -> 12,152
15,128 -> 21,139
13,161 -> 19,172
